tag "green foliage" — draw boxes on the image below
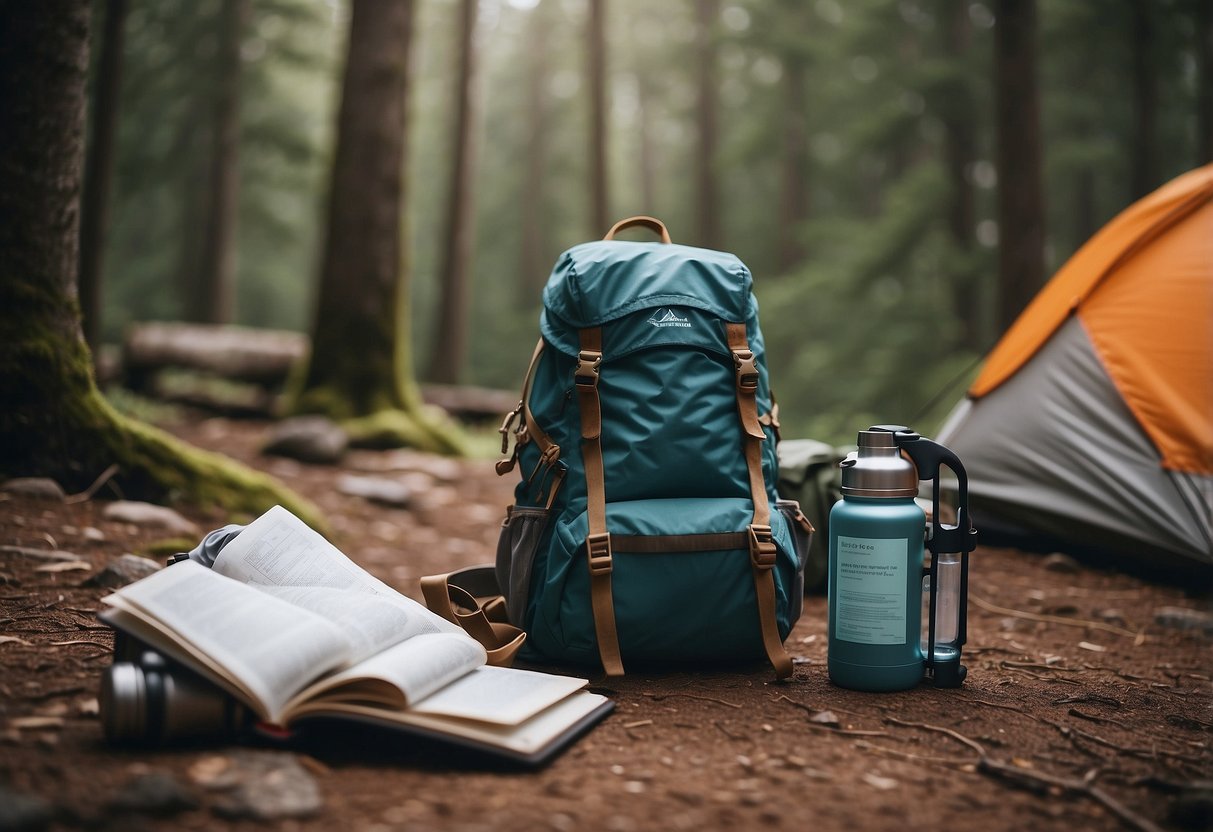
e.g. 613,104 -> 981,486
97,0 -> 1207,447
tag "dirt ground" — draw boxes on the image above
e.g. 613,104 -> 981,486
1,416 -> 1210,832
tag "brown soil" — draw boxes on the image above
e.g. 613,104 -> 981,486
1,417 -> 1210,832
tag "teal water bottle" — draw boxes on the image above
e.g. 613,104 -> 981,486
828,426 -> 976,692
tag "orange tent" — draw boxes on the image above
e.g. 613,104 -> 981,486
939,165 -> 1212,572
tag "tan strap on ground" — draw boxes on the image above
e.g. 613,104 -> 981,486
604,215 -> 672,244
420,567 -> 526,667
726,322 -> 793,679
575,326 -> 624,676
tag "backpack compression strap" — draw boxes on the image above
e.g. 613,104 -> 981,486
727,322 -> 794,679
575,326 -> 625,677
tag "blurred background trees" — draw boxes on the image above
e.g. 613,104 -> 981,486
86,0 -> 1211,446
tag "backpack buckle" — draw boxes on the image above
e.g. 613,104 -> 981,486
732,349 -> 759,391
575,350 -> 602,388
586,532 -> 613,575
748,524 -> 777,570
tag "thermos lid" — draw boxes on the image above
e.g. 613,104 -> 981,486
100,662 -> 146,742
840,429 -> 919,497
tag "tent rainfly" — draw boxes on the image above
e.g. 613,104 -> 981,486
938,165 -> 1213,575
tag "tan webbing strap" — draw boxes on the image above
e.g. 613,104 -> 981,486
611,532 -> 750,553
726,322 -> 793,679
420,571 -> 527,667
576,327 -> 624,676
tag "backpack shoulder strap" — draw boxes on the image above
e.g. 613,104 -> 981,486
420,566 -> 527,667
726,322 -> 793,679
575,326 -> 625,677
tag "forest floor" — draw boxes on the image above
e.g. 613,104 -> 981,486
0,415 -> 1210,832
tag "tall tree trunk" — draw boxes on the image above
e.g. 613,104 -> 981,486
428,0 -> 480,385
294,0 -> 461,453
940,0 -> 979,350
694,0 -> 720,248
78,0 -> 127,356
194,0 -> 248,324
1197,0 -> 1213,164
587,0 -> 609,235
636,71 -> 658,215
0,0 -> 316,521
993,0 -> 1045,334
518,1 -> 552,307
777,56 -> 809,271
1130,0 -> 1156,199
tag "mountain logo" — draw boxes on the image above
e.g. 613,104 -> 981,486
647,308 -> 691,328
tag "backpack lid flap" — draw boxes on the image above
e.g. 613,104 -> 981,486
543,241 -> 752,329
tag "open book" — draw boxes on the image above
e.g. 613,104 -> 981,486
99,506 -> 611,765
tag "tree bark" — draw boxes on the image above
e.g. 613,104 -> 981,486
78,0 -> 127,355
587,0 -> 609,236
777,55 -> 809,271
428,0 -> 480,385
694,0 -> 720,248
0,0 -> 316,522
1197,0 -> 1213,164
1130,0 -> 1157,200
994,0 -> 1046,334
940,0 -> 979,350
293,0 -> 462,453
194,0 -> 248,324
518,1 -> 552,306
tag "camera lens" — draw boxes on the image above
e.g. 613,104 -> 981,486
99,652 -> 247,745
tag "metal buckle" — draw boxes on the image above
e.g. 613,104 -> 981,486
748,524 -> 777,569
732,349 -> 759,391
575,350 -> 602,388
498,401 -> 523,454
586,532 -> 613,575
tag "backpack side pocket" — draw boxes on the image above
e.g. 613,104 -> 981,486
495,506 -> 551,627
776,499 -> 815,623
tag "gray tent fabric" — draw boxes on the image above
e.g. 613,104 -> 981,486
937,316 -> 1213,570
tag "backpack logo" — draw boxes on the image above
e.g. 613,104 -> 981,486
647,308 -> 691,328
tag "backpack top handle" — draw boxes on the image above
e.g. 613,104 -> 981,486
604,215 -> 672,244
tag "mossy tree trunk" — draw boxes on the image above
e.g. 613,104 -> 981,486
292,0 -> 462,455
0,1 -> 321,528
586,0 -> 609,236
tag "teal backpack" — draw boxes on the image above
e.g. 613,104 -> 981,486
492,217 -> 812,678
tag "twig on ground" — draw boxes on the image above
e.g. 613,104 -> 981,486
955,693 -> 1042,722
642,691 -> 741,709
1046,719 -> 1208,765
971,595 -> 1142,640
1053,694 -> 1123,708
1068,708 -> 1129,728
773,695 -> 889,737
65,464 -> 120,504
713,721 -> 745,741
853,739 -> 974,768
885,717 -> 1166,832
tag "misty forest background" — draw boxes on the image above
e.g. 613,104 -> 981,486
88,0 -> 1212,447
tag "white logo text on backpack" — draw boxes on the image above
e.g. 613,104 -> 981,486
647,308 -> 691,328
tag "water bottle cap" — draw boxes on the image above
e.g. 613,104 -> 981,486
839,430 -> 919,497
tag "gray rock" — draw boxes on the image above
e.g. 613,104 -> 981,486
0,785 -> 53,832
336,474 -> 413,508
0,478 -> 66,502
195,751 -> 322,821
84,554 -> 162,588
262,416 -> 348,465
107,772 -> 198,816
1154,606 -> 1213,635
103,501 -> 199,536
1042,552 -> 1080,573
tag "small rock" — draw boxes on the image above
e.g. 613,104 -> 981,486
84,554 -> 162,588
262,416 -> 348,465
0,785 -> 53,832
810,710 -> 841,728
0,478 -> 66,502
1154,606 -> 1213,636
107,772 -> 198,816
82,526 -> 107,542
862,772 -> 899,791
1094,608 -> 1127,626
336,475 -> 413,508
1042,552 -> 1080,573
103,502 -> 198,537
193,750 -> 322,821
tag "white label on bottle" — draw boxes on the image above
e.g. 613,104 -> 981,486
835,536 -> 907,645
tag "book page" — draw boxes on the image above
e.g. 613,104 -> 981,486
409,665 -> 588,725
212,506 -> 471,661
282,631 -> 485,719
101,561 -> 351,722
